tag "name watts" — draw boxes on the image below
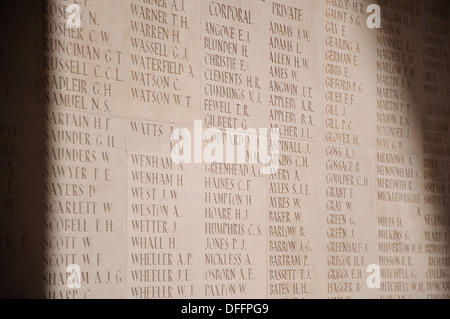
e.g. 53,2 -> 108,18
130,2 -> 188,41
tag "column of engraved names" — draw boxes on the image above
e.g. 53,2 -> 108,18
421,0 -> 450,299
201,1 -> 264,298
127,123 -> 194,299
42,0 -> 125,298
375,0 -> 422,299
323,0 -> 370,298
129,0 -> 194,111
267,2 -> 316,298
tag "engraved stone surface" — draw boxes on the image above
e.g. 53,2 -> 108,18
0,0 -> 449,299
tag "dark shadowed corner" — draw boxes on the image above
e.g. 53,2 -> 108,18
0,0 -> 45,299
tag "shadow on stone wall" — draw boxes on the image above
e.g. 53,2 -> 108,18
0,0 -> 449,299
0,1 -> 45,298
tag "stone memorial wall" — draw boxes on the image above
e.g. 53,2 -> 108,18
0,0 -> 449,299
